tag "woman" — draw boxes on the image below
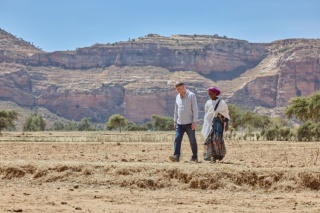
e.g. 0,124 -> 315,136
201,87 -> 230,162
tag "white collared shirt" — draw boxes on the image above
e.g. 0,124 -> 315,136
174,90 -> 198,125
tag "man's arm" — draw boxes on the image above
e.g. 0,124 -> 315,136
191,94 -> 198,130
173,97 -> 178,129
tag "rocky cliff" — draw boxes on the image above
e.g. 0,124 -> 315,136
0,29 -> 319,125
26,34 -> 267,79
228,39 -> 320,114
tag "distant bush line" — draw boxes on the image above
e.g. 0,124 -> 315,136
0,92 -> 319,142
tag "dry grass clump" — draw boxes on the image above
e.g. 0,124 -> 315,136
33,169 -> 48,179
0,160 -> 320,194
298,172 -> 320,190
0,166 -> 26,179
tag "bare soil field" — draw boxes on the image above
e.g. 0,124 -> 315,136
0,131 -> 320,213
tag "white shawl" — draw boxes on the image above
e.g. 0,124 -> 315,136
201,99 -> 230,138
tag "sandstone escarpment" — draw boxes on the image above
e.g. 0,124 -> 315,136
23,34 -> 268,80
1,28 -> 320,124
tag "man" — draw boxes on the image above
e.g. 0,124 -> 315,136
169,81 -> 198,162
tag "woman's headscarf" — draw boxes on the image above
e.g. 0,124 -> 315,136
208,87 -> 220,96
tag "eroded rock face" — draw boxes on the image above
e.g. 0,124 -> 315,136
0,70 -> 34,106
276,57 -> 320,106
232,75 -> 279,109
124,90 -> 176,123
36,85 -> 125,122
26,35 -> 267,79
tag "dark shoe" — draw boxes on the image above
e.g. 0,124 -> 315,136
169,155 -> 179,162
190,157 -> 198,163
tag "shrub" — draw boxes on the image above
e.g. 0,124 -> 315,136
297,121 -> 313,142
125,122 -> 148,131
151,115 -> 174,131
311,123 -> 320,141
265,128 -> 279,141
0,110 -> 18,133
106,114 -> 128,132
23,113 -> 46,131
279,127 -> 291,141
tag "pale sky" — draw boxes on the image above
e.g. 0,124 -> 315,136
1,0 -> 319,52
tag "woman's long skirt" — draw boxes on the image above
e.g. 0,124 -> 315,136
203,116 -> 226,161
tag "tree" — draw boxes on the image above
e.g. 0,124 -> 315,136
52,121 -> 64,131
23,113 -> 46,131
146,121 -> 153,130
0,110 -> 18,134
228,104 -> 242,129
279,127 -> 291,141
285,96 -> 309,122
52,118 -> 95,131
308,92 -> 320,122
285,92 -> 320,122
106,114 -> 127,132
64,121 -> 79,131
296,121 -> 313,142
311,123 -> 320,141
228,104 -> 273,130
263,127 -> 279,141
78,118 -> 94,131
151,115 -> 174,131
124,122 -> 148,131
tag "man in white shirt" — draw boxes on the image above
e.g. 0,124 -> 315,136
169,81 -> 199,162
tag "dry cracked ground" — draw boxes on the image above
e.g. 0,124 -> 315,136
0,131 -> 320,213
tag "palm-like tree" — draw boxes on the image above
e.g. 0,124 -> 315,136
285,97 -> 309,122
308,92 -> 320,122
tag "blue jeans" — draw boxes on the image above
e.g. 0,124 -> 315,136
173,123 -> 198,159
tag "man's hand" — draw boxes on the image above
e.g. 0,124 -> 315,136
173,122 -> 176,130
191,122 -> 196,130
